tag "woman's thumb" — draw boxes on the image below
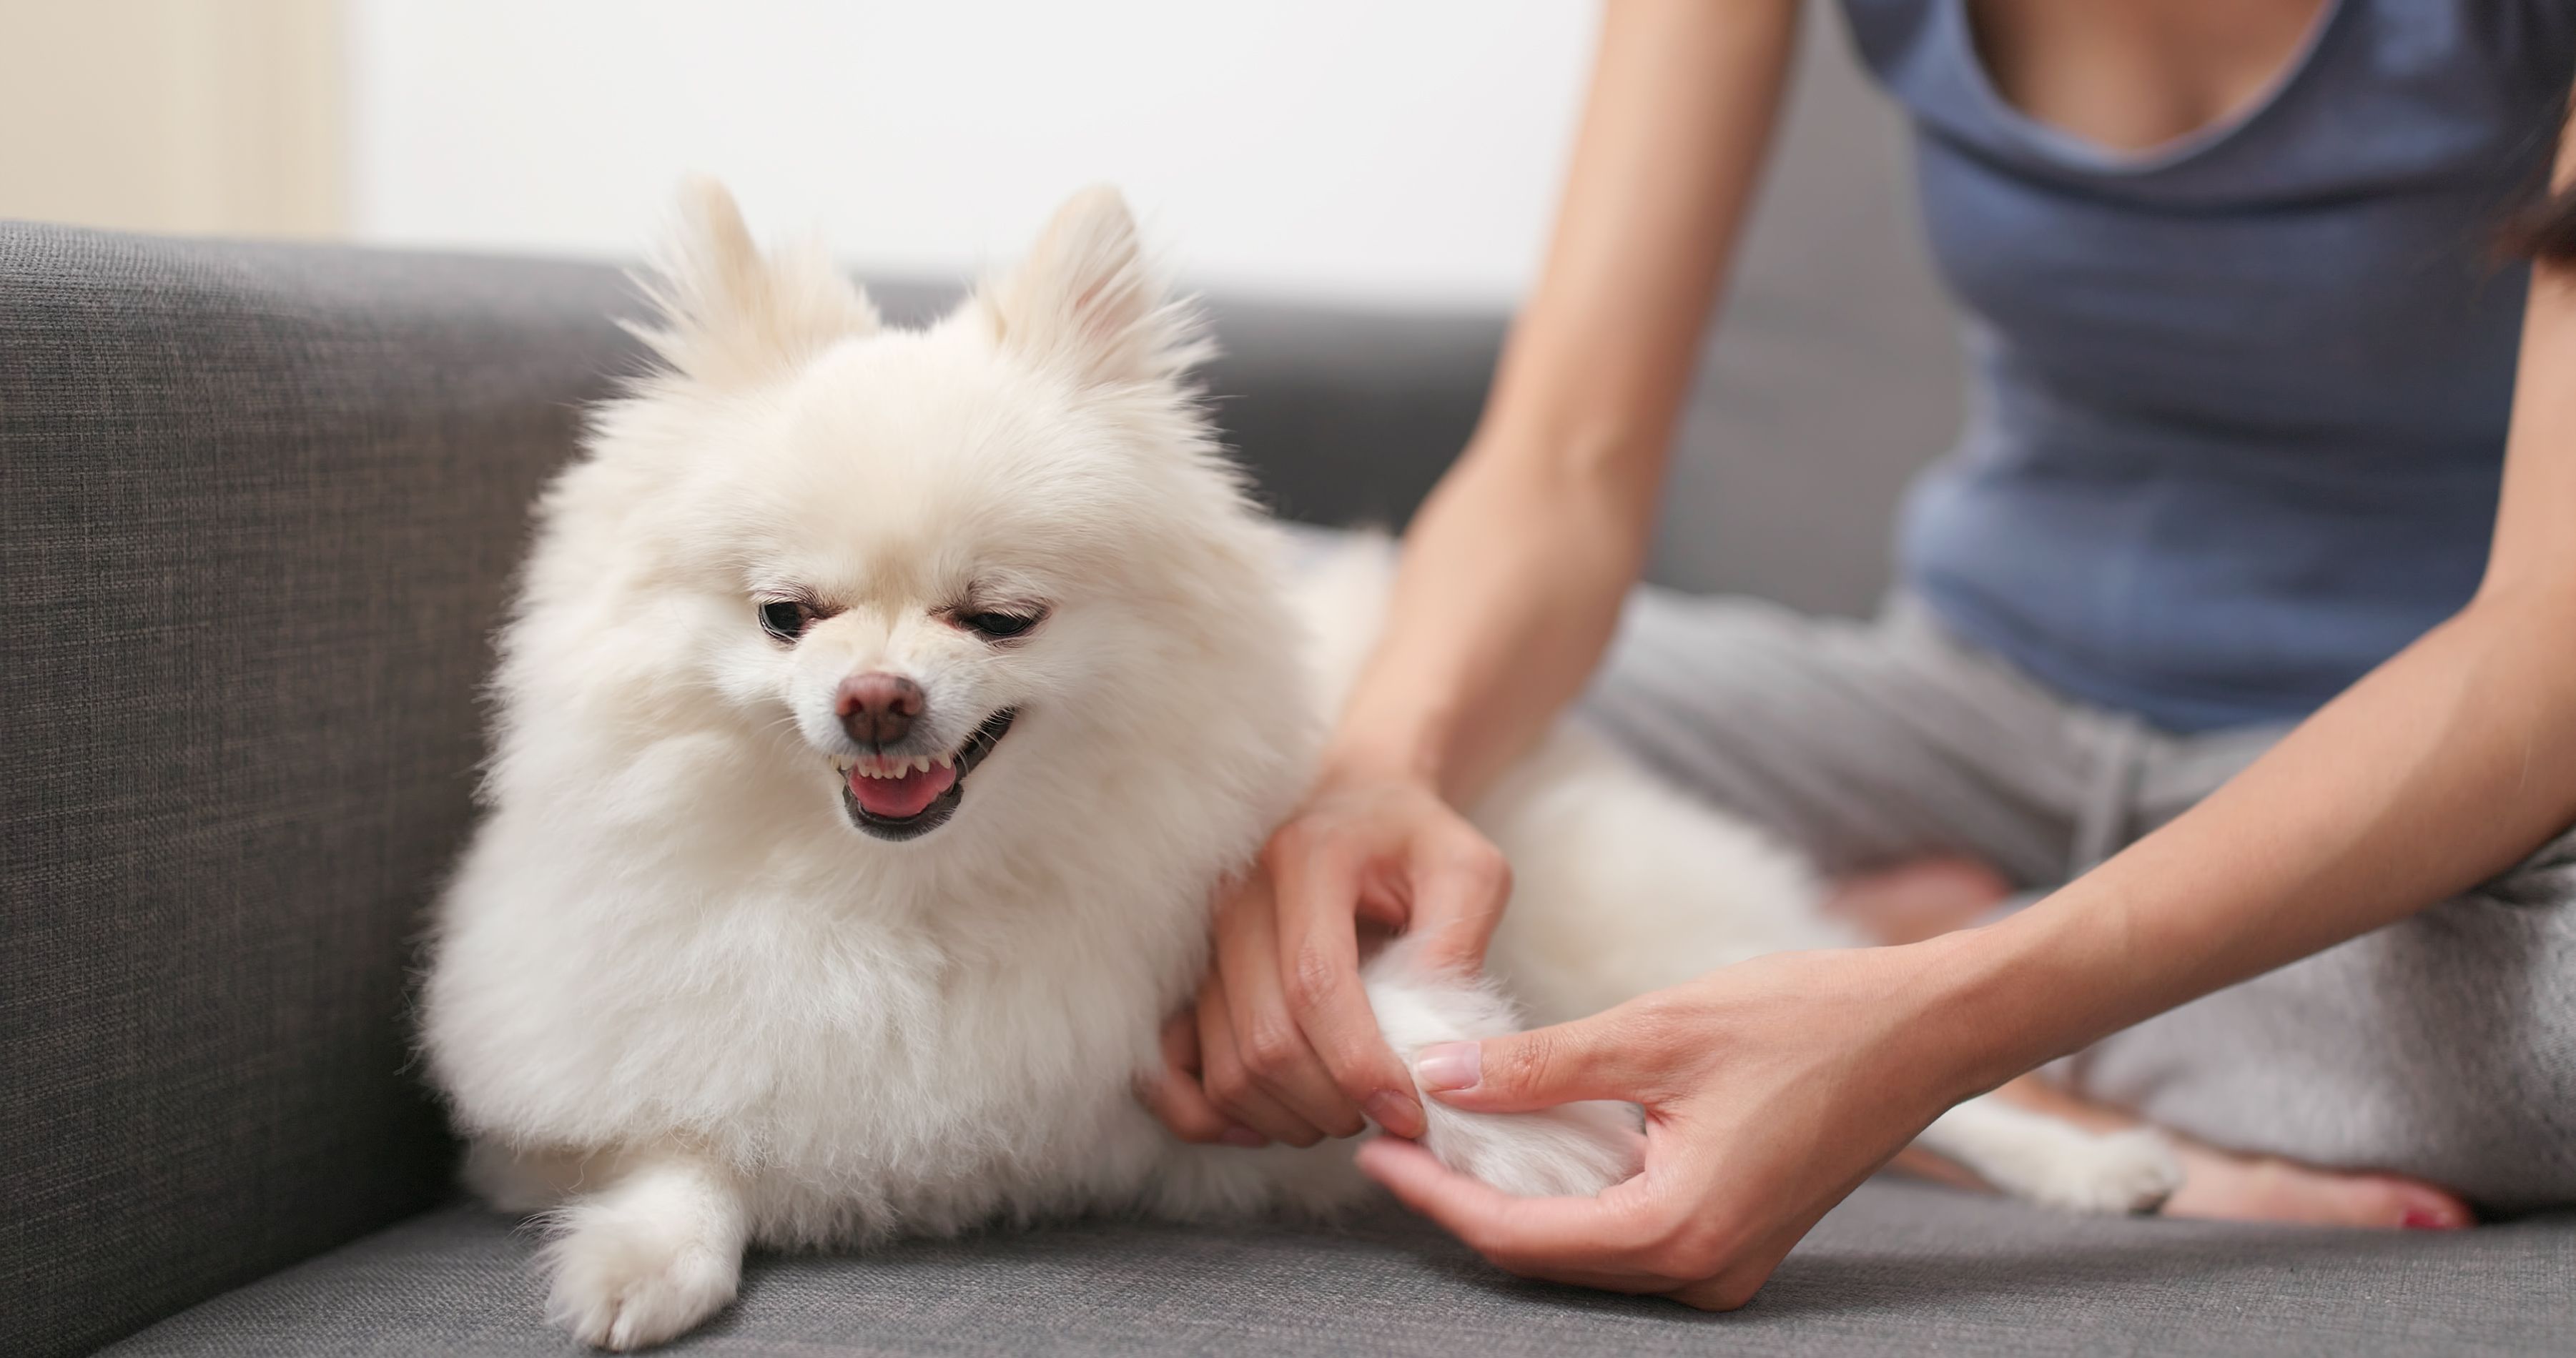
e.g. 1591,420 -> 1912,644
1409,1013 -> 1643,1114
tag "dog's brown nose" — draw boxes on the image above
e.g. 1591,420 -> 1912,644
837,673 -> 924,746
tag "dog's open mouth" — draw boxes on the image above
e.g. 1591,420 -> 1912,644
830,709 -> 1016,841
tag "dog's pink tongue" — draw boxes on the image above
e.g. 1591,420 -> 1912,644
847,762 -> 957,820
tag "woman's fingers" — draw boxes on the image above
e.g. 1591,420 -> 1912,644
1196,971 -> 1336,1146
1358,1134 -> 1775,1303
1368,948 -> 2001,1313
1353,1138 -> 1674,1287
1136,1011 -> 1243,1144
1400,823 -> 1513,973
1265,828 -> 1427,1137
1213,876 -> 1369,1136
1411,1002 -> 1671,1114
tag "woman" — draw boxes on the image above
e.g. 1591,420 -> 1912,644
1140,0 -> 2576,1307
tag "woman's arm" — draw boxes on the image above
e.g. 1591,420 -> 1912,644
1354,114 -> 2576,1306
1957,132 -> 2576,1089
1338,0 -> 1799,802
1138,0 -> 1801,1148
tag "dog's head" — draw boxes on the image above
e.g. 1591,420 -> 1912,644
539,180 -> 1300,849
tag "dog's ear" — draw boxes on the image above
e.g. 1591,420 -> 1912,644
628,177 -> 881,387
978,186 -> 1210,387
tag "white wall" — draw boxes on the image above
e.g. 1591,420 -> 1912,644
348,0 -> 1970,610
348,0 -> 1594,307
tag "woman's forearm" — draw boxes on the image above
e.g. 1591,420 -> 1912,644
1327,440 -> 1657,801
1913,110 -> 2576,1105
1940,587 -> 2576,1094
1935,246 -> 2576,1094
1327,0 -> 1800,802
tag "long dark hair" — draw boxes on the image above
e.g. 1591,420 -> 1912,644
2506,184 -> 2576,263
2507,102 -> 2576,263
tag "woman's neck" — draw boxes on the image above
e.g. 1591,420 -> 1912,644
1965,0 -> 2331,154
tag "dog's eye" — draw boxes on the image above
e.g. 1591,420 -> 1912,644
759,600 -> 816,643
959,611 -> 1041,641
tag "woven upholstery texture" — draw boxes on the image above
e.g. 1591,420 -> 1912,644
101,1181 -> 2576,1358
1,223 -> 645,1358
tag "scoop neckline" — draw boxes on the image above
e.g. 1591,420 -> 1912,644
1945,0 -> 2348,174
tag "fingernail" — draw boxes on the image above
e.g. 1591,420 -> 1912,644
2402,1207 -> 2467,1230
1413,1041 -> 1480,1093
1363,1090 -> 1421,1134
1220,1124 -> 1267,1149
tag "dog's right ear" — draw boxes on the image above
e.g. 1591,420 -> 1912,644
628,177 -> 881,388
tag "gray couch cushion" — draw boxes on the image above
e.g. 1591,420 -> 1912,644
99,1179 -> 2575,1357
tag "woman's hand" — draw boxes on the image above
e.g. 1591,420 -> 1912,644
1140,0 -> 1802,1162
1353,941 -> 1980,1309
1138,770 -> 1514,1148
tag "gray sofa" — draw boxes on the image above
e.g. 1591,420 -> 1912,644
8,223 -> 2573,1358
9,34 -> 2573,1355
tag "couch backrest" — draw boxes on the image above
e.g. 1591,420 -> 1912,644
1,225 -> 647,1357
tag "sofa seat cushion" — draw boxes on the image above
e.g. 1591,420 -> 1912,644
97,1177 -> 2575,1356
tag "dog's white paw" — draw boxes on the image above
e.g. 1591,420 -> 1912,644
543,1201 -> 741,1350
1422,1099 -> 1644,1199
2008,1126 -> 2184,1216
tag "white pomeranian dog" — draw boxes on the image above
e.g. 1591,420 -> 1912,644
422,181 -> 2181,1350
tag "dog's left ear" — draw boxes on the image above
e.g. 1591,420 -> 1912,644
632,177 -> 882,389
979,187 -> 1210,387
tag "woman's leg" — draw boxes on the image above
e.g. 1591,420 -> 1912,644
1825,856 -> 2020,943
1577,588 -> 2093,886
1990,1076 -> 2473,1228
2055,828 -> 2576,1217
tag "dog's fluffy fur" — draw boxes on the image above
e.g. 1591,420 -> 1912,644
422,183 -> 2181,1350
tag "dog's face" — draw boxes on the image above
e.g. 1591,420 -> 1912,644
701,350 -> 1173,843
593,182 -> 1263,846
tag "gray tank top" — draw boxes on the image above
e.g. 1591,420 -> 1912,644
1840,0 -> 2576,730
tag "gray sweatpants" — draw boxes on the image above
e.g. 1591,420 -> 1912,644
1580,588 -> 2576,1214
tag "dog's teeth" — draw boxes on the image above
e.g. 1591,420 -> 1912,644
934,751 -> 954,770
913,755 -> 931,774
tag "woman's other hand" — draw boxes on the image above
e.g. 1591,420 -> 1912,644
1140,770 -> 1511,1147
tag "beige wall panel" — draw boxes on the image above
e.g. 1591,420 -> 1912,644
0,0 -> 345,235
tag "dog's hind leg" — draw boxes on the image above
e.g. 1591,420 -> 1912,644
1472,722 -> 1840,1029
540,1145 -> 749,1351
1917,1094 -> 2183,1214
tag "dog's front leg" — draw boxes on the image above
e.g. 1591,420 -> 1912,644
541,1145 -> 749,1351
